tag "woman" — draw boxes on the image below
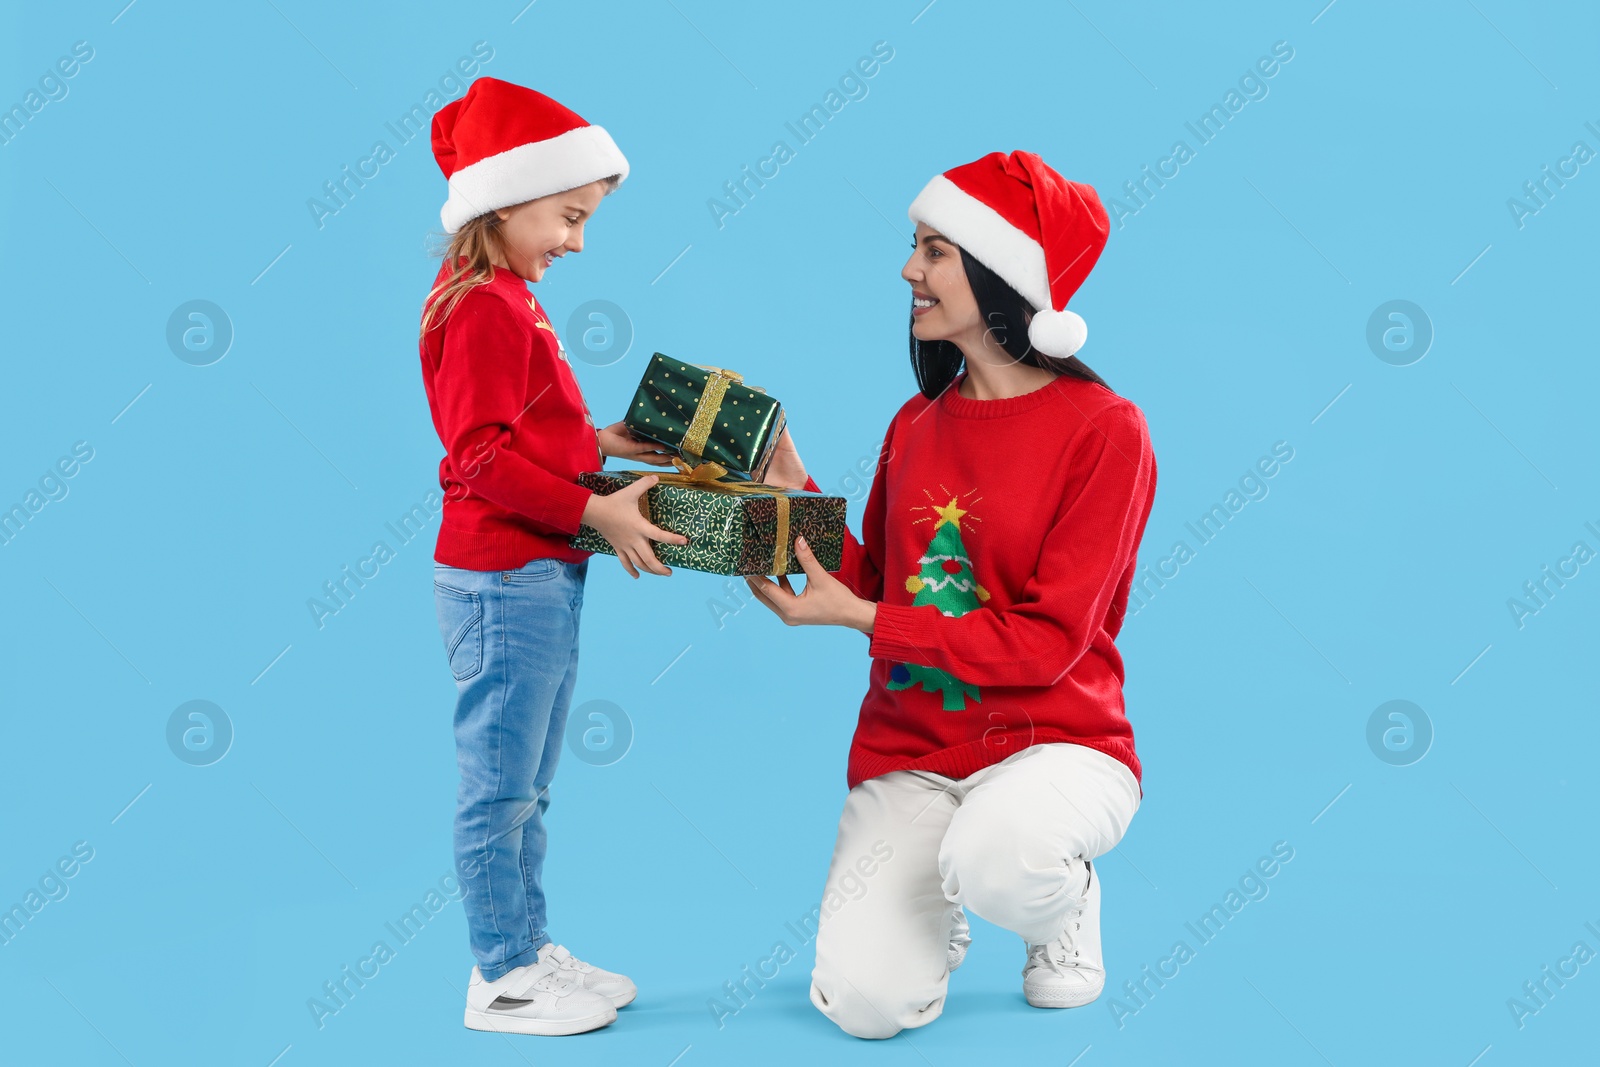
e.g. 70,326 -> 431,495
748,151 -> 1158,1038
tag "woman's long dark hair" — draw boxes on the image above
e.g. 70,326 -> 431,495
910,247 -> 1111,400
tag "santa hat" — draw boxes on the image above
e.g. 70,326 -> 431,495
907,151 -> 1109,359
432,77 -> 629,234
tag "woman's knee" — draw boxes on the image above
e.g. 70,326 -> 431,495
937,816 -> 1062,923
939,815 -> 1013,893
810,970 -> 944,1040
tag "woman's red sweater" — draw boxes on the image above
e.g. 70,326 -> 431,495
803,371 -> 1157,791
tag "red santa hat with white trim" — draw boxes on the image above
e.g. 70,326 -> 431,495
907,151 -> 1109,359
431,76 -> 629,234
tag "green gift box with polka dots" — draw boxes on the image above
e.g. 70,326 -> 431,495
623,353 -> 786,481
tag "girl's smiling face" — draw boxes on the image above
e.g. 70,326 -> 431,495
901,221 -> 983,346
492,179 -> 610,282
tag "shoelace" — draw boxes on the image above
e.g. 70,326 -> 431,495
1027,862 -> 1093,979
500,960 -> 576,999
1026,902 -> 1086,978
545,944 -> 595,974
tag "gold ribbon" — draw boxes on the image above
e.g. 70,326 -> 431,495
689,363 -> 767,394
622,456 -> 794,574
679,364 -> 743,463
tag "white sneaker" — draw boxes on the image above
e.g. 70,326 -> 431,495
947,904 -> 972,973
1022,859 -> 1104,1008
463,959 -> 617,1036
538,942 -> 638,1008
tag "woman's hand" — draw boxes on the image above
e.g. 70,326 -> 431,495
744,536 -> 875,633
580,475 -> 689,579
762,426 -> 809,490
598,421 -> 675,466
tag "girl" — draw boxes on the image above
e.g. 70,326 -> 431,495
747,151 -> 1158,1038
419,76 -> 687,1036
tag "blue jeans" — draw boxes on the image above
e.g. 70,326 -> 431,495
433,555 -> 588,981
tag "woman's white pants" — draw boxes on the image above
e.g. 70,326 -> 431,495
809,742 -> 1140,1039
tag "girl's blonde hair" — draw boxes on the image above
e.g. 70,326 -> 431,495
419,175 -> 622,341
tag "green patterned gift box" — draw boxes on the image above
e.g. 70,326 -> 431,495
568,462 -> 845,576
623,353 -> 786,481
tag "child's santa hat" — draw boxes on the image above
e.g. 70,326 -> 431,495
908,151 -> 1109,359
431,77 -> 629,234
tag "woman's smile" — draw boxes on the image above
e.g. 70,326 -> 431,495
911,291 -> 939,317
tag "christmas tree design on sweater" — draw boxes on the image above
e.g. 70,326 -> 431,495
887,492 -> 989,711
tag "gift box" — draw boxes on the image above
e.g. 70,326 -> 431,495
623,353 -> 786,481
568,460 -> 845,576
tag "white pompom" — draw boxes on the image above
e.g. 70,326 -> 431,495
1028,308 -> 1088,358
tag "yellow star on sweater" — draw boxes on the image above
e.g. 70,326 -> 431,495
933,498 -> 968,530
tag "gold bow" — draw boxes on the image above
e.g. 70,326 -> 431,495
622,456 -> 796,574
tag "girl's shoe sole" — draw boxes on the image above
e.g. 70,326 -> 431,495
463,1006 -> 617,1036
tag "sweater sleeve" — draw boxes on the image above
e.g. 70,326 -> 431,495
434,292 -> 594,535
867,401 -> 1155,688
802,416 -> 892,603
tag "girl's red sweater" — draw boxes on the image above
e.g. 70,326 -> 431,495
803,371 -> 1157,791
419,259 -> 599,571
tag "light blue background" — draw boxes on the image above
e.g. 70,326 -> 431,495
3,1 -> 1597,1063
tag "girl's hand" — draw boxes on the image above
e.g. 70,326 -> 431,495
598,421 -> 675,466
744,536 -> 875,632
762,426 -> 809,490
581,475 -> 689,579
